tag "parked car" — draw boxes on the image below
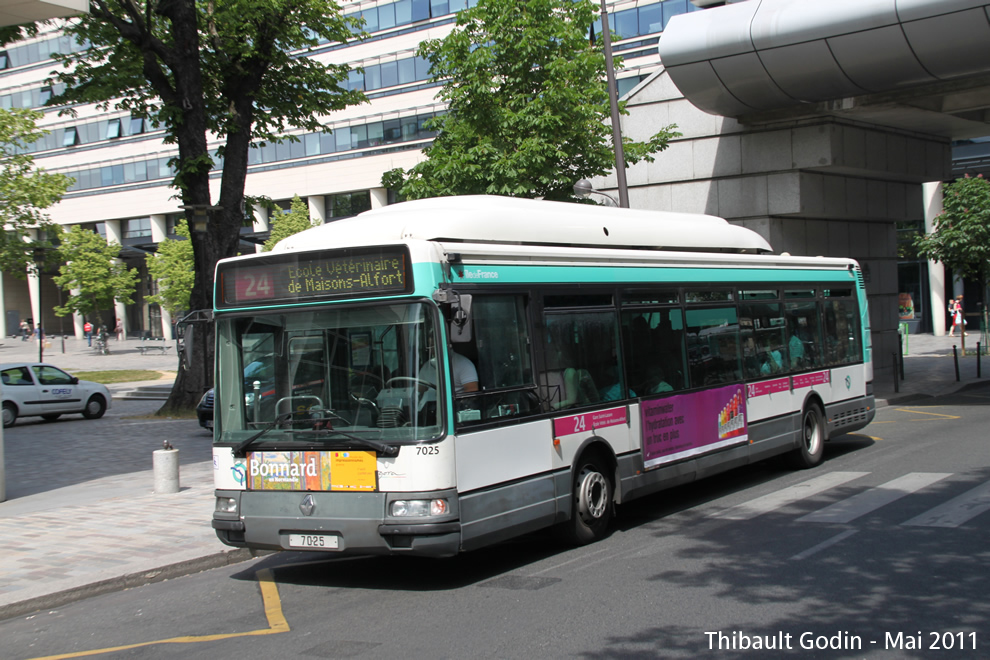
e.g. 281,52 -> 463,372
196,388 -> 214,430
1,363 -> 112,428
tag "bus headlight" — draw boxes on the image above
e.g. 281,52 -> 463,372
390,499 -> 448,517
215,496 -> 238,514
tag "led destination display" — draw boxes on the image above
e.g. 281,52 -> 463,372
217,247 -> 411,307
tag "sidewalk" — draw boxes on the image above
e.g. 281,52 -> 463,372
0,333 -> 988,621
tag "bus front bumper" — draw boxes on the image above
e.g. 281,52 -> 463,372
212,489 -> 462,558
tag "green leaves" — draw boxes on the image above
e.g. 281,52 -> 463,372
263,194 -> 319,251
0,108 -> 72,274
146,219 -> 195,316
914,174 -> 990,290
53,226 -> 139,325
384,0 -> 678,201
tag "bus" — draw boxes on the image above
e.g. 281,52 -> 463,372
211,195 -> 875,556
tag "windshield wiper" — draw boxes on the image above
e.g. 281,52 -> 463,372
233,412 -> 293,457
294,426 -> 399,457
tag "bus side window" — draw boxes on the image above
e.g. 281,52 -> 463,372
739,302 -> 787,380
543,306 -> 621,409
621,309 -> 687,395
823,298 -> 860,365
783,301 -> 823,370
684,306 -> 741,386
453,294 -> 541,428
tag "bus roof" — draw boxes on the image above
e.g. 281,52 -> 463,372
272,195 -> 774,255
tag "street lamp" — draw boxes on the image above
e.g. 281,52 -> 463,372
597,0 -> 629,208
573,179 -> 620,207
179,203 -> 222,233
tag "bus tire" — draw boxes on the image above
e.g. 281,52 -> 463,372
786,402 -> 826,469
564,454 -> 613,545
82,395 -> 107,420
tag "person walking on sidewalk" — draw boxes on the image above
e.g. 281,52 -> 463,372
948,295 -> 967,337
114,318 -> 124,341
19,319 -> 29,341
84,320 -> 93,347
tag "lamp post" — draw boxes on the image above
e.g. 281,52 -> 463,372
574,179 -> 620,207
597,0 -> 629,208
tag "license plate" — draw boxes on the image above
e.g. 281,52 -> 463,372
288,533 -> 339,550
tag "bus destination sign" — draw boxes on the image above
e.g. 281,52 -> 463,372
218,247 -> 410,307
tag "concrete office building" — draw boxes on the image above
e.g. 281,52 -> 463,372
0,0 -> 695,340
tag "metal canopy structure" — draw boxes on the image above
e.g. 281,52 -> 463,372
0,0 -> 85,26
659,0 -> 990,140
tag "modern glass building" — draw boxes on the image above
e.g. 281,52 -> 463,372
0,0 -> 702,340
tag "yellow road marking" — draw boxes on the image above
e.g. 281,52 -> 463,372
29,568 -> 288,660
894,408 -> 960,419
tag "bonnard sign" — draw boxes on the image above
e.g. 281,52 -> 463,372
248,450 -> 378,492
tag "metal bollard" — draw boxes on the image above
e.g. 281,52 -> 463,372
892,352 -> 899,393
153,446 -> 180,494
953,346 -> 960,382
979,343 -> 982,379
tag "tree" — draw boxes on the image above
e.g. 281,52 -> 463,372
0,108 -> 73,273
263,195 -> 318,251
382,0 -> 678,201
914,174 -> 990,319
53,226 -> 139,327
38,0 -> 366,412
146,218 -> 195,317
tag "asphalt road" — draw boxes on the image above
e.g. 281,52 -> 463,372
3,387 -> 989,660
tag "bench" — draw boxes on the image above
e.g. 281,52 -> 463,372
138,339 -> 172,355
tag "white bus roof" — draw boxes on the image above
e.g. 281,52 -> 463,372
273,195 -> 773,254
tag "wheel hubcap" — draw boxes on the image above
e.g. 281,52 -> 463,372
577,468 -> 607,522
804,412 -> 821,454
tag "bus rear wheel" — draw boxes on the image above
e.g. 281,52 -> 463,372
563,455 -> 613,545
787,402 -> 826,469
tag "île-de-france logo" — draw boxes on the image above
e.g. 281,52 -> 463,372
845,375 -> 852,390
231,459 -> 247,486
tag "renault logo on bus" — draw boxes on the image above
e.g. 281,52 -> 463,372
300,494 -> 316,516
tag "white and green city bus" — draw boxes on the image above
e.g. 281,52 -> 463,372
211,195 -> 875,556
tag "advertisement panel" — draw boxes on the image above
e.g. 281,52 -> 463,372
641,385 -> 748,470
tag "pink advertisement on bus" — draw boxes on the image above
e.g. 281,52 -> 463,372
641,384 -> 748,470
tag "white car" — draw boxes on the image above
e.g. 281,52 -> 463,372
1,363 -> 112,428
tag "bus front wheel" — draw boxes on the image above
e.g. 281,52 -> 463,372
564,455 -> 613,545
787,403 -> 826,469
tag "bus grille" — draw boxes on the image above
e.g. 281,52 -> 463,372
831,406 -> 870,428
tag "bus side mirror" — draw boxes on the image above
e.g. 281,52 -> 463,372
449,294 -> 472,344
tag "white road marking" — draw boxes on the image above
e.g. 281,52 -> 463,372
797,472 -> 952,524
711,472 -> 869,520
901,479 -> 990,528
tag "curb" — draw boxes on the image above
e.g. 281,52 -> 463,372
0,548 -> 256,622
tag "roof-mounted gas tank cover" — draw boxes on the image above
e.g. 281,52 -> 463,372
272,195 -> 773,255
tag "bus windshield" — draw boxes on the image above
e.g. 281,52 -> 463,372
214,301 -> 443,445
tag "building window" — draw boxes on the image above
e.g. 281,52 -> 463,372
123,217 -> 152,239
38,86 -> 52,105
0,51 -> 8,70
325,191 -> 372,220
62,127 -> 79,147
106,119 -> 122,139
129,116 -> 145,135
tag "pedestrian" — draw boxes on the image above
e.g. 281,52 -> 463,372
114,318 -> 124,341
20,319 -> 29,341
84,320 -> 93,347
948,295 -> 967,337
